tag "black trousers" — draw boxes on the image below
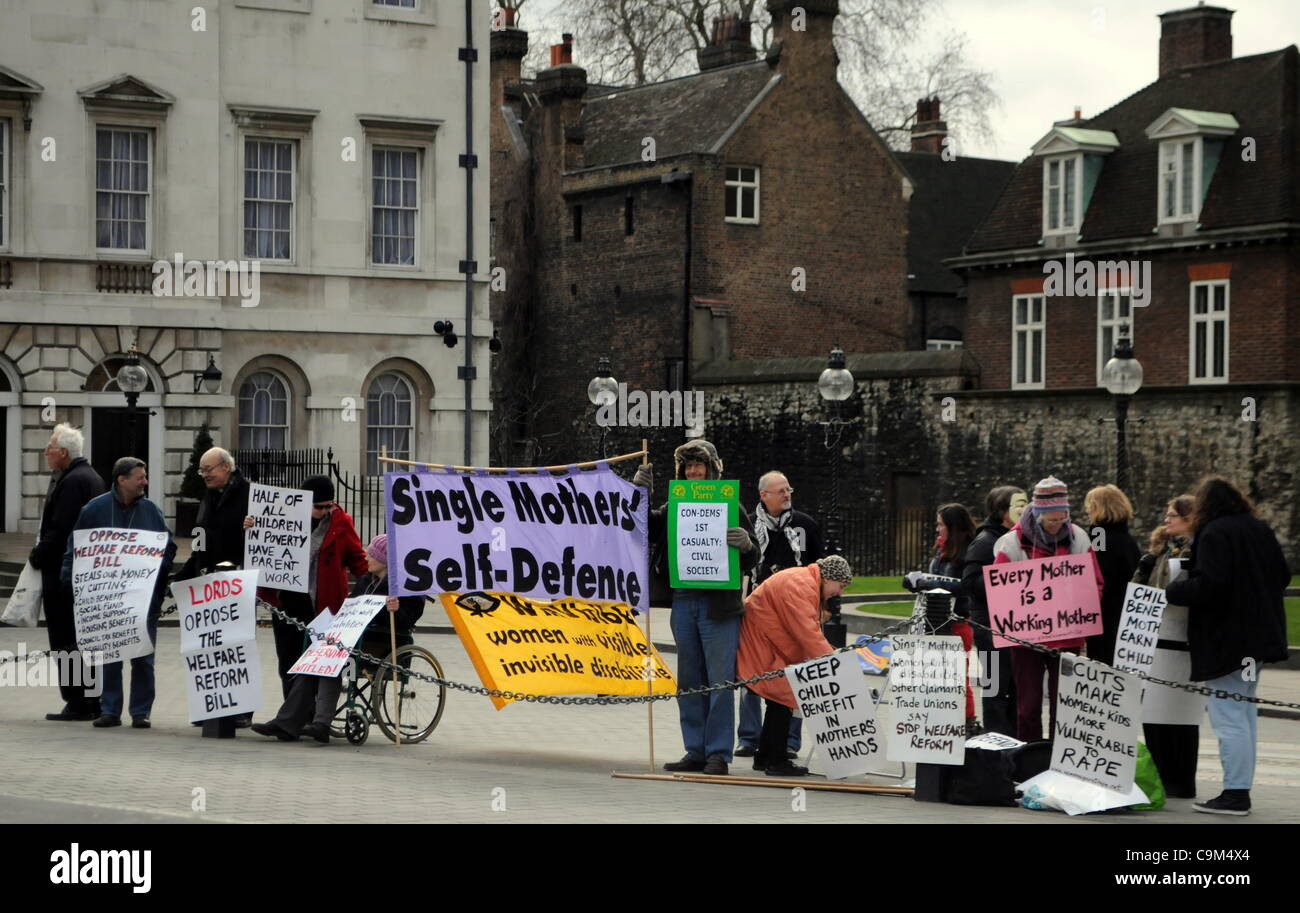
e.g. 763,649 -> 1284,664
41,569 -> 99,711
270,672 -> 343,735
756,693 -> 794,767
1143,723 -> 1199,798
972,616 -> 1017,737
272,592 -> 315,700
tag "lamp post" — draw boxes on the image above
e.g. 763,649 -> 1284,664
1101,325 -> 1144,492
817,345 -> 854,647
115,344 -> 150,459
190,353 -> 223,394
587,356 -> 618,458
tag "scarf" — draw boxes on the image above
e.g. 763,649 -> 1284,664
753,502 -> 805,569
1019,508 -> 1071,552
308,510 -> 331,607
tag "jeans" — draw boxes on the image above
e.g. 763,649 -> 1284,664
738,689 -> 802,750
1205,668 -> 1259,791
99,615 -> 159,718
670,590 -> 740,762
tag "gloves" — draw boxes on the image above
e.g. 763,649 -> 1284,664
632,464 -> 653,493
726,527 -> 754,553
902,571 -> 927,592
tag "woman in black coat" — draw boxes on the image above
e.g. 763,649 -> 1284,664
1083,484 -> 1142,666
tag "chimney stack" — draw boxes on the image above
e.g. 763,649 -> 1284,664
536,33 -> 586,170
698,15 -> 759,71
550,33 -> 574,67
766,0 -> 839,85
1159,4 -> 1234,78
490,6 -> 529,103
910,97 -> 947,155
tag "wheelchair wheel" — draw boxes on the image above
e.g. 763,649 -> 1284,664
344,711 -> 369,745
372,644 -> 446,744
331,666 -> 371,739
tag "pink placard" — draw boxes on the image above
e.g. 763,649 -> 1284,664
983,553 -> 1102,648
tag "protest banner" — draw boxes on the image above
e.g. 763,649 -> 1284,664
439,591 -> 676,710
386,466 -> 649,611
244,483 -> 311,593
176,569 -> 262,722
289,595 -> 387,678
667,479 -> 740,589
885,635 -> 967,765
982,553 -> 1102,648
1052,654 -> 1142,792
786,654 -> 881,779
71,528 -> 167,665
1115,579 -> 1205,725
1112,583 -> 1164,676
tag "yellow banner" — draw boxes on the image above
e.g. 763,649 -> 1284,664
440,592 -> 677,710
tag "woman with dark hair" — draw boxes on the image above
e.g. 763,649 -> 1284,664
1083,484 -> 1142,665
1166,476 -> 1290,816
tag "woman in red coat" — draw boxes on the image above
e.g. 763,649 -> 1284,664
737,555 -> 852,777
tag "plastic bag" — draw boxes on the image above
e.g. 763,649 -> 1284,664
1129,742 -> 1166,810
1016,769 -> 1149,815
1,561 -> 42,627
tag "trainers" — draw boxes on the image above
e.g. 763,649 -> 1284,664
764,762 -> 810,778
701,755 -> 729,776
1193,791 -> 1250,816
131,715 -> 151,729
663,755 -> 706,772
92,714 -> 122,728
734,745 -> 756,757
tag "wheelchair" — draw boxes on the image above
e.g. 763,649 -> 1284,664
329,622 -> 447,745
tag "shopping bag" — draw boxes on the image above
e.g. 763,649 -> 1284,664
1,561 -> 42,627
1129,742 -> 1167,810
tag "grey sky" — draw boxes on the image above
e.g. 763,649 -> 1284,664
515,0 -> 1300,162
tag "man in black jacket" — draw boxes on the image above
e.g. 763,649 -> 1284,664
1166,476 -> 1291,817
960,485 -> 1026,737
31,424 -> 106,721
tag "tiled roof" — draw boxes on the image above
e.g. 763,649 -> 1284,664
966,47 -> 1300,254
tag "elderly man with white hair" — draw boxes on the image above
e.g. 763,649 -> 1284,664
32,423 -> 106,721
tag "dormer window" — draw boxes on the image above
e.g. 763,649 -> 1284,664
1145,108 -> 1239,228
1031,126 -> 1119,240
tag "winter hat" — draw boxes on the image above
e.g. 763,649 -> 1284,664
1028,476 -> 1070,516
816,555 -> 853,585
366,534 -> 389,565
673,439 -> 724,480
302,474 -> 335,504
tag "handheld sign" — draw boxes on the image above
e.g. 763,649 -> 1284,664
1051,654 -> 1141,793
885,635 -> 967,765
667,479 -> 740,589
289,596 -> 387,678
786,654 -> 881,779
1112,582 -> 1164,676
177,569 -> 262,722
245,483 -> 311,592
982,553 -> 1102,647
71,528 -> 167,665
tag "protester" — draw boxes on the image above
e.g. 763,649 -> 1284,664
992,476 -> 1104,741
252,534 -> 419,743
32,424 -> 107,721
960,485 -> 1026,736
638,440 -> 757,776
736,556 -> 849,776
903,503 -> 980,735
174,446 -> 255,726
61,458 -> 176,729
263,475 -> 369,697
1166,476 -> 1291,816
1082,484 -> 1142,665
737,470 -> 823,760
1132,495 -> 1201,798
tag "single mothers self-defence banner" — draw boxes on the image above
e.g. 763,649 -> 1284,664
244,483 -> 311,593
386,466 -> 649,611
176,569 -> 262,722
982,553 -> 1103,648
71,528 -> 168,664
667,479 -> 741,589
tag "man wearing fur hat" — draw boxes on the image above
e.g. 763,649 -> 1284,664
634,440 -> 758,776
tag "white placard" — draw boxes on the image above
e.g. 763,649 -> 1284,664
674,502 -> 728,582
965,731 -> 1026,751
289,595 -> 387,678
885,635 -> 967,765
71,528 -> 167,665
244,483 -> 312,593
1112,582 -> 1164,676
176,569 -> 263,722
785,654 -> 881,779
1052,654 -> 1142,793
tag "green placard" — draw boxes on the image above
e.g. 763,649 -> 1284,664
667,479 -> 741,590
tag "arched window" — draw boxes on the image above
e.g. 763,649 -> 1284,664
366,372 -> 413,474
238,371 -> 290,450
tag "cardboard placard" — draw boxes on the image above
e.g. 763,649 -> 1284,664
1051,654 -> 1141,793
176,569 -> 262,721
70,528 -> 167,665
244,483 -> 311,593
983,553 -> 1102,647
667,479 -> 741,589
885,635 -> 967,765
786,654 -> 881,779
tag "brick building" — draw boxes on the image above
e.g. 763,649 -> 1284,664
489,0 -> 912,466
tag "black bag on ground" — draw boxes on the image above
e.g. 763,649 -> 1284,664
1009,739 -> 1053,783
947,747 -> 1018,806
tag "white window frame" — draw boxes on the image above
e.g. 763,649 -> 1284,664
1189,279 -> 1229,384
365,372 -> 415,475
725,166 -> 760,225
0,118 -> 8,250
1042,154 -> 1081,235
1159,138 -> 1203,225
94,126 -> 153,254
369,145 -> 421,268
926,339 -> 962,351
238,370 -> 292,450
364,0 -> 435,25
242,137 -> 296,261
1096,288 -> 1135,386
1012,294 -> 1046,390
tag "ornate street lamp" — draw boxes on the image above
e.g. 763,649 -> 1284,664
817,345 -> 854,647
116,343 -> 150,459
588,356 -> 618,458
1101,326 -> 1144,492
191,353 -> 223,394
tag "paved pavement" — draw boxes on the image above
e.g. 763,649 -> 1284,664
2,620 -> 1299,824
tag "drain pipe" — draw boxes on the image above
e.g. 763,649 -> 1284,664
458,0 -> 480,465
